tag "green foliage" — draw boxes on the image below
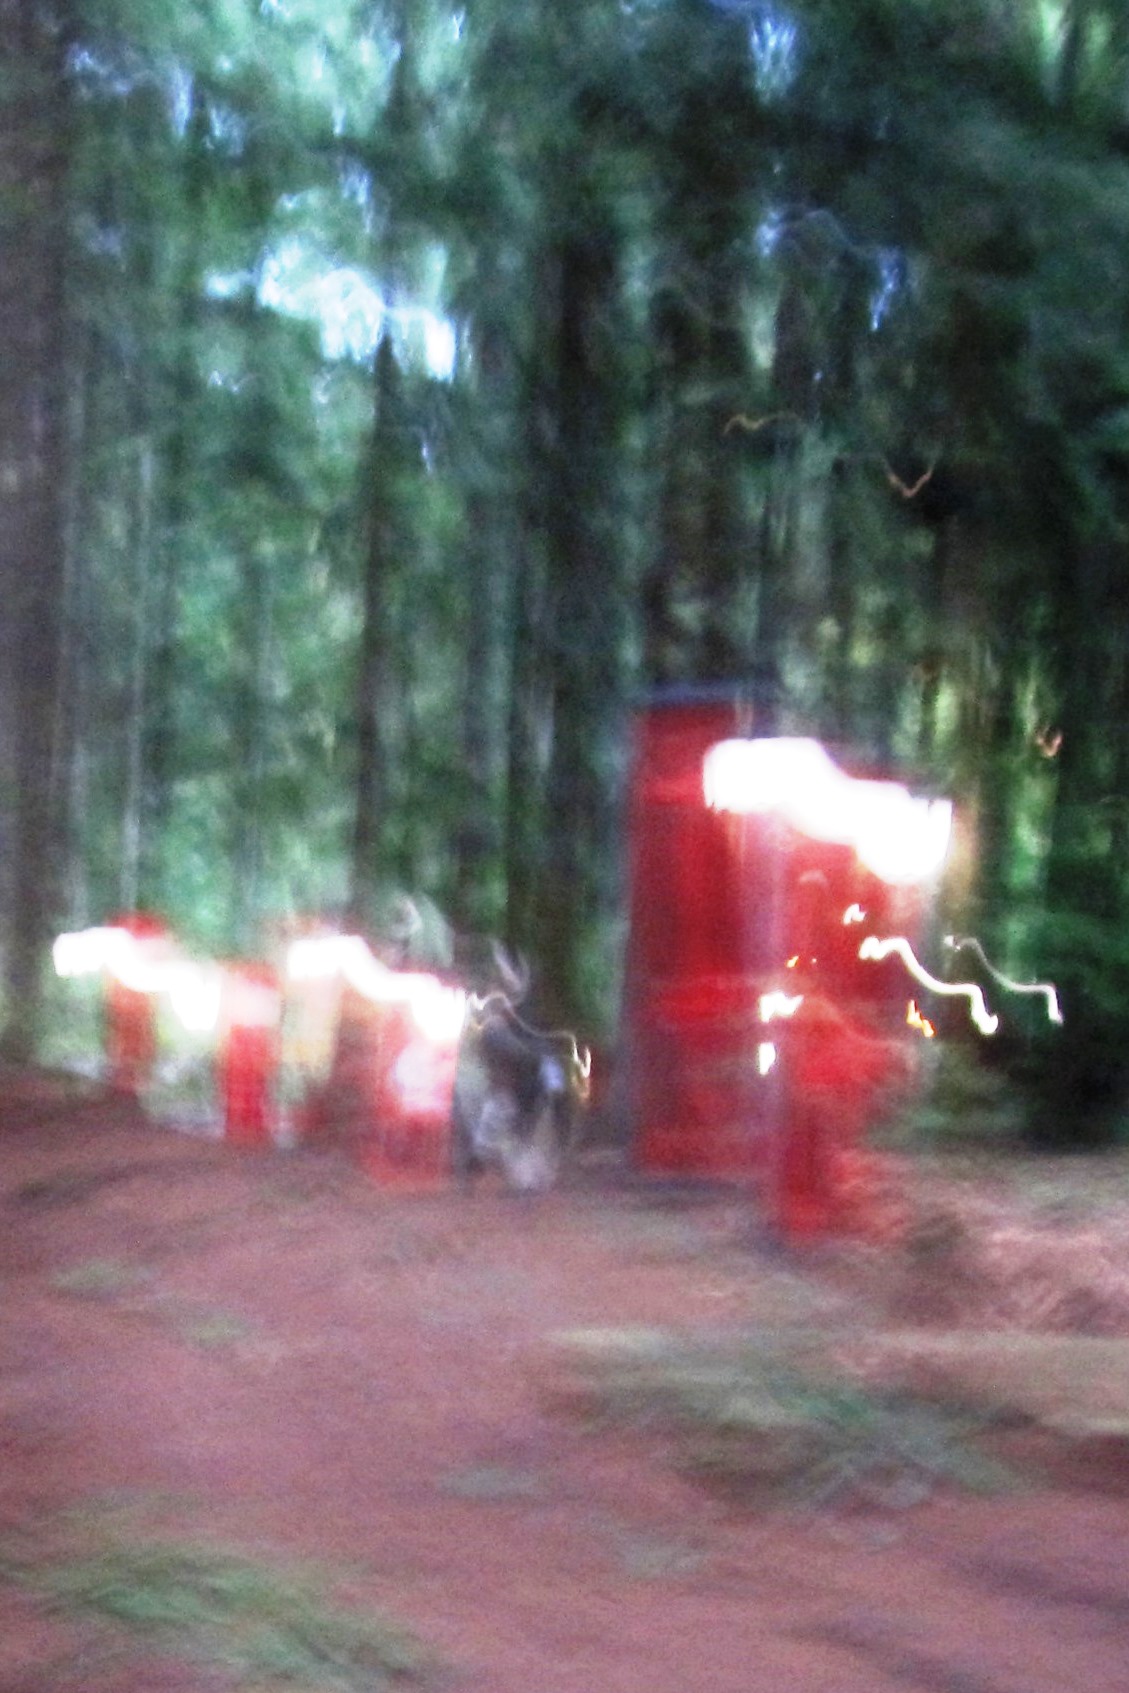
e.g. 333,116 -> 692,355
23,1537 -> 429,1689
544,1327 -> 1016,1509
11,0 -> 1129,1088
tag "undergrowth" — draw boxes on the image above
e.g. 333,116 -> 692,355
544,1328 -> 1017,1512
1,1533 -> 430,1690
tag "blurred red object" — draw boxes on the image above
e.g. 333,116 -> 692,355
364,998 -> 457,1189
104,913 -> 167,1096
219,963 -> 282,1147
620,690 -> 936,1241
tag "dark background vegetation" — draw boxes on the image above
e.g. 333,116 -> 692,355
2,0 -> 1128,1140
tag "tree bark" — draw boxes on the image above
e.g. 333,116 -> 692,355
0,0 -> 72,1060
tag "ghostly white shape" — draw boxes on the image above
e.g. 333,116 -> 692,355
703,738 -> 952,885
53,926 -> 223,1034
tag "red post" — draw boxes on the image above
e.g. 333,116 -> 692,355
104,913 -> 166,1097
365,994 -> 459,1189
219,964 -> 282,1147
773,994 -> 903,1240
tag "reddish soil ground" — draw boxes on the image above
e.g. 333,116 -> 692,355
1,1074 -> 1127,1693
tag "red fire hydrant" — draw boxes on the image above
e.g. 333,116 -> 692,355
104,913 -> 166,1097
218,963 -> 282,1147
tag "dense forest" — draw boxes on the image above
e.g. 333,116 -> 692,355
2,0 -> 1129,1138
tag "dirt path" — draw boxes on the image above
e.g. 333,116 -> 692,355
1,1087 -> 1127,1693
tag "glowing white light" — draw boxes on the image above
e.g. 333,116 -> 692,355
758,1042 -> 777,1075
53,927 -> 223,1034
703,737 -> 952,885
943,936 -> 1063,1026
858,935 -> 999,1036
759,990 -> 804,1023
842,904 -> 866,925
53,926 -> 125,978
285,934 -> 466,1046
168,966 -> 224,1033
400,974 -> 468,1046
421,312 -> 457,381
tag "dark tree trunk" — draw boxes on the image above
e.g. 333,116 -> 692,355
537,227 -> 629,1023
0,0 -> 72,1061
349,334 -> 407,928
138,80 -> 209,913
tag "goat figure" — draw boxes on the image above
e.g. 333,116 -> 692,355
451,976 -> 590,1192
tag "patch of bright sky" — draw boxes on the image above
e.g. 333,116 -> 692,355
252,237 -> 456,378
702,0 -> 799,98
870,248 -> 904,331
748,8 -> 798,99
753,206 -> 906,334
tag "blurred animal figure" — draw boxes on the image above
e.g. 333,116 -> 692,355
451,950 -> 590,1192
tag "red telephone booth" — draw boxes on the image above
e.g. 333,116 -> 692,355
619,688 -> 951,1237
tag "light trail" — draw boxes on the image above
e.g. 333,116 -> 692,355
858,934 -> 999,1036
53,926 -> 223,1033
759,989 -> 805,1023
286,933 -> 467,1046
943,935 -> 1063,1026
703,737 -> 953,884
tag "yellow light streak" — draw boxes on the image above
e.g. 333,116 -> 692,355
906,999 -> 936,1039
858,934 -> 999,1036
943,935 -> 1063,1026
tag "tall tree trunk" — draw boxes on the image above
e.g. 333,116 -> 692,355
538,227 -> 629,1023
138,79 -> 208,913
0,0 -> 71,1060
121,441 -> 155,912
349,335 -> 407,927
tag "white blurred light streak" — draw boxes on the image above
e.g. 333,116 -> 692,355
703,738 -> 952,885
53,927 -> 223,1033
286,934 -> 466,1045
842,903 -> 866,925
858,935 -> 999,1035
759,990 -> 804,1023
943,935 -> 1063,1025
757,1042 -> 778,1076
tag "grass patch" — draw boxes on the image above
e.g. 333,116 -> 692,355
51,1259 -> 148,1298
542,1328 -> 1017,1512
170,1308 -> 255,1349
13,1536 -> 430,1690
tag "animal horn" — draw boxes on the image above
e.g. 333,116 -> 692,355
489,940 -> 530,1003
